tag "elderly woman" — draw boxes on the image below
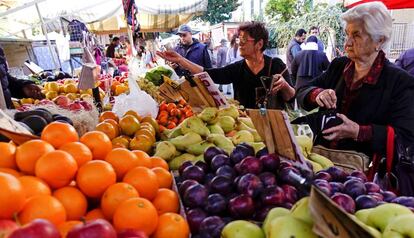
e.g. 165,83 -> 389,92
296,2 -> 414,157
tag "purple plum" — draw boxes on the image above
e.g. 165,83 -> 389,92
344,179 -> 367,198
331,193 -> 356,214
204,147 -> 227,165
281,202 -> 293,209
238,156 -> 263,175
256,147 -> 269,158
261,186 -> 286,206
199,216 -> 226,238
282,184 -> 298,204
278,167 -> 301,185
179,179 -> 199,196
259,154 -> 280,172
186,208 -> 208,233
314,171 -> 332,182
356,195 -> 378,210
392,196 -> 414,208
205,193 -> 227,215
237,173 -> 264,198
314,179 -> 333,196
238,142 -> 255,156
210,175 -> 233,195
325,167 -> 349,182
329,182 -> 344,194
350,170 -> 368,182
179,161 -> 193,176
183,184 -> 209,208
368,192 -> 384,202
279,161 -> 293,170
195,161 -> 209,173
253,206 -> 273,222
210,154 -> 231,171
182,165 -> 205,183
258,172 -> 277,187
228,194 -> 255,218
216,165 -> 236,180
365,182 -> 381,193
381,190 -> 397,202
230,145 -> 253,164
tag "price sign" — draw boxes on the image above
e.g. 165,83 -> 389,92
194,72 -> 228,108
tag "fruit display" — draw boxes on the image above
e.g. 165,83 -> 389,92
155,106 -> 265,170
144,66 -> 173,86
0,121 -> 189,238
156,100 -> 194,132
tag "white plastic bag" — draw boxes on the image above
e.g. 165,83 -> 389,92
112,57 -> 159,118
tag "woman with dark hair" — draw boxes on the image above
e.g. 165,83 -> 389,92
157,21 -> 295,109
227,34 -> 243,64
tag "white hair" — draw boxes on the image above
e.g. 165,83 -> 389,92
341,1 -> 392,50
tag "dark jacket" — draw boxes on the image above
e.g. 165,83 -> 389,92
395,48 -> 414,76
106,44 -> 116,58
174,39 -> 212,76
286,38 -> 302,73
296,57 -> 414,157
291,43 -> 330,86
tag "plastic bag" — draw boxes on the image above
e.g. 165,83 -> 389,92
112,57 -> 159,118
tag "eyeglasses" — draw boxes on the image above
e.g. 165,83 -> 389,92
236,37 -> 256,45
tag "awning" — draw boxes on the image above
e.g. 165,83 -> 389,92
344,0 -> 414,9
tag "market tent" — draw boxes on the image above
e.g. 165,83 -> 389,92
344,0 -> 414,9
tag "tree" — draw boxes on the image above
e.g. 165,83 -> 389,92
265,0 -> 297,22
196,0 -> 240,25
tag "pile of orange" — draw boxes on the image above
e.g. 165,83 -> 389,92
157,99 -> 193,132
0,121 -> 189,238
97,110 -> 159,154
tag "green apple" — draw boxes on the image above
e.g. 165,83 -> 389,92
383,214 -> 414,238
262,207 -> 290,234
267,215 -> 318,238
221,220 -> 264,238
367,203 -> 413,232
291,197 -> 313,225
355,208 -> 374,224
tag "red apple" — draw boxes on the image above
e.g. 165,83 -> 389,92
68,102 -> 84,111
38,99 -> 54,106
78,101 -> 92,111
66,219 -> 116,238
8,219 -> 60,238
117,229 -> 148,238
0,219 -> 18,237
53,95 -> 71,108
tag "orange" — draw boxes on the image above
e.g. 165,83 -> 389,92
129,134 -> 153,153
84,208 -> 105,221
124,110 -> 142,122
76,160 -> 116,198
152,167 -> 172,189
104,148 -> 139,180
99,111 -> 119,123
58,220 -> 82,238
113,197 -> 158,235
35,150 -> 78,189
152,189 -> 179,215
41,122 -> 79,148
53,186 -> 87,220
95,122 -> 118,140
150,157 -> 169,170
111,136 -> 129,149
80,131 -> 112,160
103,119 -> 120,136
19,176 -> 51,200
119,115 -> 140,136
0,172 -> 25,219
131,150 -> 152,168
123,167 -> 159,200
0,142 -> 17,169
152,213 -> 190,238
16,139 -> 54,175
110,80 -> 121,92
0,168 -> 21,177
18,195 -> 66,226
59,142 -> 93,167
101,183 -> 139,220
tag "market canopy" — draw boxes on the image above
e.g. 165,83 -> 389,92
344,0 -> 414,9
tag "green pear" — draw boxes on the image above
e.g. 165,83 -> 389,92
355,208 -> 374,224
262,207 -> 290,234
218,116 -> 236,133
237,117 -> 255,128
194,154 -> 204,162
308,153 -> 334,169
207,124 -> 225,135
367,203 -> 413,232
250,129 -> 263,142
235,121 -> 262,142
351,215 -> 382,238
163,126 -> 182,139
222,220 -> 264,238
218,105 -> 239,119
267,215 -> 318,238
245,142 -> 266,154
186,141 -> 215,155
305,158 -> 323,172
170,132 -> 203,151
291,197 -> 313,226
231,130 -> 254,145
153,141 -> 176,161
295,135 -> 313,156
383,214 -> 414,238
180,116 -> 210,137
207,134 -> 235,154
168,153 -> 196,170
198,107 -> 218,123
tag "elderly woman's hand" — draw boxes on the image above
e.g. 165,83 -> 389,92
156,51 -> 183,64
271,74 -> 289,94
322,113 -> 359,141
316,89 -> 337,109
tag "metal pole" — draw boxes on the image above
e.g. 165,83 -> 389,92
35,3 -> 59,70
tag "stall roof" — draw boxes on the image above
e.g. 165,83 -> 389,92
345,0 -> 414,9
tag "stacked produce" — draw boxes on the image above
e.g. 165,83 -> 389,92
0,121 -> 189,238
156,100 -> 194,132
144,66 -> 173,86
153,106 -> 266,170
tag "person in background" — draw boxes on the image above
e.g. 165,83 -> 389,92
286,29 -> 307,73
291,36 -> 330,86
227,34 -> 243,64
0,48 -> 43,109
309,26 -> 325,52
296,2 -> 414,157
217,39 -> 229,93
106,37 -> 120,58
174,25 -> 212,76
158,21 -> 295,109
204,38 -> 216,68
395,48 -> 414,76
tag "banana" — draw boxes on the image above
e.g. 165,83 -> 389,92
308,153 -> 334,169
305,158 -> 323,172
